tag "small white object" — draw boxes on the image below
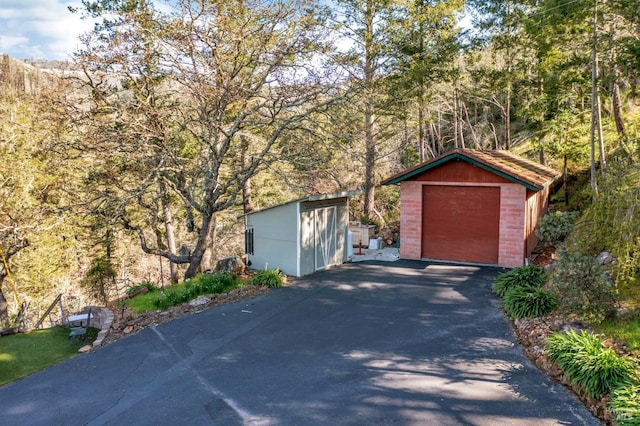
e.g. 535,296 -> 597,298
368,238 -> 379,250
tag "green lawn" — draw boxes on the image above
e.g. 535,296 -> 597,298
597,317 -> 640,356
0,326 -> 94,386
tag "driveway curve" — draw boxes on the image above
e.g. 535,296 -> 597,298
0,260 -> 600,425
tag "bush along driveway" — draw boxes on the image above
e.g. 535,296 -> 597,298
0,260 -> 600,425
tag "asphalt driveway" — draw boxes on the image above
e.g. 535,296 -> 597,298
0,260 -> 600,425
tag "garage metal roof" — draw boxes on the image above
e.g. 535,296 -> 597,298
243,190 -> 362,217
381,149 -> 561,191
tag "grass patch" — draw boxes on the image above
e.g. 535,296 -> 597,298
0,326 -> 95,386
597,317 -> 640,356
125,290 -> 163,313
125,272 -> 244,313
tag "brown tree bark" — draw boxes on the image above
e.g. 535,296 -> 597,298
362,0 -> 377,222
160,180 -> 179,284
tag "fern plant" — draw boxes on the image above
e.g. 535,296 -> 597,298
250,269 -> 285,288
545,330 -> 638,399
609,383 -> 640,425
493,265 -> 546,298
503,286 -> 557,319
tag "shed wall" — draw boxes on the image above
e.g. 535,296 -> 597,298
299,198 -> 349,276
246,202 -> 299,276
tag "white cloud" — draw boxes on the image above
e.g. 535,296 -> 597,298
0,0 -> 95,60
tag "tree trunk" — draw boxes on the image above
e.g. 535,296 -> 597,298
160,181 -> 179,284
453,90 -> 459,149
362,0 -> 376,222
590,0 -> 600,194
241,136 -> 253,214
609,20 -> 626,139
0,279 -> 8,323
184,213 -> 217,279
417,89 -> 425,163
563,154 -> 569,206
363,104 -> 376,221
611,80 -> 626,138
504,88 -> 511,150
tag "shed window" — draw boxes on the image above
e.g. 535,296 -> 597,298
245,227 -> 254,255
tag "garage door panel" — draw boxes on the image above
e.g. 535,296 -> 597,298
421,186 -> 500,264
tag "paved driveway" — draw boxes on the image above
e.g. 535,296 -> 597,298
0,260 -> 599,425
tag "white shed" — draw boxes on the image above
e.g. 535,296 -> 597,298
244,191 -> 360,277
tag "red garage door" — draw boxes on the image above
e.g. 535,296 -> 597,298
421,185 -> 500,264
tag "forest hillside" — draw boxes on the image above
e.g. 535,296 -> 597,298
0,0 -> 638,330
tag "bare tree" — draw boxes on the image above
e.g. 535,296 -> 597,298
65,0 -> 342,278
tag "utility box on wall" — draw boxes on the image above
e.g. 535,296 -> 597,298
348,222 -> 375,247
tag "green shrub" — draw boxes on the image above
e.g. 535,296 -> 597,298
149,272 -> 239,311
545,330 -> 638,399
609,383 -> 640,425
493,265 -> 546,298
127,281 -> 158,295
549,250 -> 618,323
503,286 -> 557,319
535,210 -> 579,244
193,272 -> 235,294
251,269 -> 285,288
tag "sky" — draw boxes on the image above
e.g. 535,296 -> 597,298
0,0 -> 95,60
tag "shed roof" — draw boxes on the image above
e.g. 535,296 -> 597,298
381,149 -> 560,190
243,190 -> 362,217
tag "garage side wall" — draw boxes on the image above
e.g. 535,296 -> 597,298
498,184 -> 527,267
399,181 -> 423,260
525,187 -> 550,259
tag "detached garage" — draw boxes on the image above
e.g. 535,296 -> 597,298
382,149 -> 560,268
243,191 -> 359,277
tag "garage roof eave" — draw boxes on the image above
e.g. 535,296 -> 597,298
381,149 -> 560,191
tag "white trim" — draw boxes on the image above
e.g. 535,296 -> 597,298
296,202 -> 301,277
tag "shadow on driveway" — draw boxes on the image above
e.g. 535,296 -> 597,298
0,260 -> 600,425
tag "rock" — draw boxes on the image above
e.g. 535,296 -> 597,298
123,325 -> 134,334
189,296 -> 211,307
596,251 -> 614,265
214,256 -> 245,274
544,261 -> 557,273
78,345 -> 92,353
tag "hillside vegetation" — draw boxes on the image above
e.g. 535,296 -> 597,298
0,0 -> 639,335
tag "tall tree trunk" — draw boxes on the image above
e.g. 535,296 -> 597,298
159,181 -> 179,284
363,103 -> 376,221
563,154 -> 569,207
453,90 -> 459,149
504,87 -> 511,150
417,88 -> 425,163
590,0 -> 600,194
362,0 -> 376,222
611,81 -> 626,138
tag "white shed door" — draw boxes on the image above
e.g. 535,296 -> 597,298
314,206 -> 337,271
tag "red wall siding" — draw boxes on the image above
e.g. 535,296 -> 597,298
525,187 -> 550,259
410,160 -> 511,184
